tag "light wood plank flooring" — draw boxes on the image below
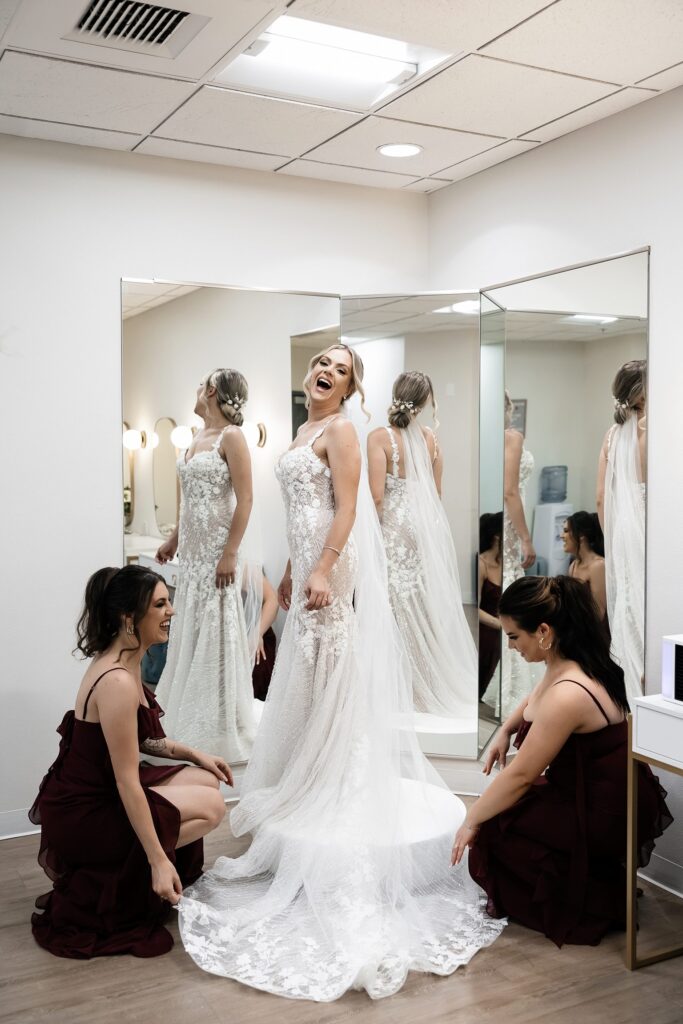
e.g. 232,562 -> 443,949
2,809 -> 682,1024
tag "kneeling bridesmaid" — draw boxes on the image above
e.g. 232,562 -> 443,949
452,575 -> 672,947
31,565 -> 233,959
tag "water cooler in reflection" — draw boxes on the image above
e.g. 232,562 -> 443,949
532,503 -> 573,576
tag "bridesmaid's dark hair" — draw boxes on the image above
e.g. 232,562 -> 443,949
566,511 -> 604,557
499,575 -> 629,714
480,511 -> 503,554
75,565 -> 165,658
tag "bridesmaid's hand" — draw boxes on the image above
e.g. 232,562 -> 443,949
483,730 -> 511,775
151,857 -> 183,904
304,570 -> 331,611
451,821 -> 480,867
255,636 -> 267,665
277,574 -> 292,611
193,751 -> 233,786
216,552 -> 237,589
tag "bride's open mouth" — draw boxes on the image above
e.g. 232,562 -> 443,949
314,375 -> 333,394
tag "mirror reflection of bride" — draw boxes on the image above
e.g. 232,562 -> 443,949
367,371 -> 477,716
177,347 -> 503,1001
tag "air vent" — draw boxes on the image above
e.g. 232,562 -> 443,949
65,1 -> 208,58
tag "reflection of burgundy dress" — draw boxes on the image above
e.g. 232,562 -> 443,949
252,626 -> 276,701
469,682 -> 672,946
479,577 -> 502,699
30,669 -> 204,959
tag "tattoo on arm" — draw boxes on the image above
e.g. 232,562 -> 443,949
140,737 -> 168,754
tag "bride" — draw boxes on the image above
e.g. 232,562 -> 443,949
178,345 -> 504,1001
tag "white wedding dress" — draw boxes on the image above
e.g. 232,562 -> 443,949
381,424 -> 477,716
178,418 -> 504,1001
155,432 -> 256,761
604,415 -> 645,704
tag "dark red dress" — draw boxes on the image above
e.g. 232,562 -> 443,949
478,577 -> 502,699
469,682 -> 672,946
30,669 -> 204,959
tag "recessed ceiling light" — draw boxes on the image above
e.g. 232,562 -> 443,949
433,300 -> 480,314
214,17 -> 451,110
571,314 -> 618,324
377,143 -> 423,158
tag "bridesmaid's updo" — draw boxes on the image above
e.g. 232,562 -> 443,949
565,511 -> 604,557
499,575 -> 629,713
388,371 -> 438,429
75,565 -> 165,658
207,368 -> 248,427
612,360 -> 646,425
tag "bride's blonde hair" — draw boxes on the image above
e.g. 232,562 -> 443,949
302,344 -> 369,419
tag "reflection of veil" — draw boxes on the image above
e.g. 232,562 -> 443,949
178,419 -> 504,1001
239,497 -> 263,663
401,418 -> 478,714
604,413 -> 645,704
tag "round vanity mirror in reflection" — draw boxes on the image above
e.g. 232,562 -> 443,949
153,417 -> 178,536
122,421 -> 134,530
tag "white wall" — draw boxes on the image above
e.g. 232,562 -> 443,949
0,134 -> 427,833
429,85 -> 683,891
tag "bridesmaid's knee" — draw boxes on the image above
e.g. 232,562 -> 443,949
204,789 -> 227,828
197,768 -> 221,790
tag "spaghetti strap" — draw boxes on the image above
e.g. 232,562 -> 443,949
553,678 -> 611,725
81,667 -> 127,721
308,415 -> 339,447
385,426 -> 399,478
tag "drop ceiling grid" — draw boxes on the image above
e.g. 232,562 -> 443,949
0,0 -> 681,190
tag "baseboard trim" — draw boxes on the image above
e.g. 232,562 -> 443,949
639,852 -> 683,899
0,808 -> 38,840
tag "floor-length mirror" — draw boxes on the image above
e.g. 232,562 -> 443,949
479,249 -> 649,742
341,293 -> 481,757
121,280 -> 341,765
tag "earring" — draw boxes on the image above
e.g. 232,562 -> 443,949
126,624 -> 135,636
538,635 -> 552,651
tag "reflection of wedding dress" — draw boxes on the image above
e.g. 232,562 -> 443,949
155,434 -> 256,761
484,444 -> 538,717
604,417 -> 645,704
381,424 -> 477,716
178,418 -> 504,1001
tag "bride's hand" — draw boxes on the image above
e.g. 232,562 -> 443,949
304,570 -> 331,611
277,574 -> 292,611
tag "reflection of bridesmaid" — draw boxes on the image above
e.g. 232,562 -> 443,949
562,512 -> 606,620
367,371 -> 477,717
596,360 -> 646,704
478,513 -> 502,699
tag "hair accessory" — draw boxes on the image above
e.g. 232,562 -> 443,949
224,394 -> 246,409
391,399 -> 419,415
614,398 -> 629,410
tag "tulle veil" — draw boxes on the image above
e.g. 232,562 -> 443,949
604,413 -> 645,704
177,414 -> 503,1001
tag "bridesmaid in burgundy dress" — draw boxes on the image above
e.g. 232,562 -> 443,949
452,575 -> 671,946
31,565 -> 233,959
478,512 -> 503,699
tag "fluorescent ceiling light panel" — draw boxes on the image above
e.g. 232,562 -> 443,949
433,300 -> 480,314
214,17 -> 451,109
571,314 -> 618,323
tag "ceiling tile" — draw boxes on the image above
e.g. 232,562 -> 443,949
0,0 -> 21,42
437,138 -> 539,181
0,52 -> 192,133
402,178 -> 453,192
154,86 -> 360,157
288,0 -> 554,53
638,61 -> 683,91
277,159 -> 419,189
137,137 -> 286,170
481,0 -> 683,86
519,87 -> 656,143
0,113 -> 138,149
305,116 -> 500,176
378,55 -> 616,138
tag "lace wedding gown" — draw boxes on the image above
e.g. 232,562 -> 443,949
604,417 -> 645,704
155,432 -> 256,761
178,418 -> 504,1001
483,443 -> 538,717
381,425 -> 477,716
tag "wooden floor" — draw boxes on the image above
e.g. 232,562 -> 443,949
3,809 -> 683,1024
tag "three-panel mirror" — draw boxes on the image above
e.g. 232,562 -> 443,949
121,250 -> 649,766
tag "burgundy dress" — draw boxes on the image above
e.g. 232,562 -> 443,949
478,577 -> 502,699
469,682 -> 672,946
30,669 -> 204,959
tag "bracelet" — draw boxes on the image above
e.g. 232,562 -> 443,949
323,545 -> 342,557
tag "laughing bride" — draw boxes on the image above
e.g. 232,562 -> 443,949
177,344 -> 504,1001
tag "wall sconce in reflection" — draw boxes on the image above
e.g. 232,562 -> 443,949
170,424 -> 194,450
122,428 -> 148,450
149,431 -> 160,449
242,421 -> 267,449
